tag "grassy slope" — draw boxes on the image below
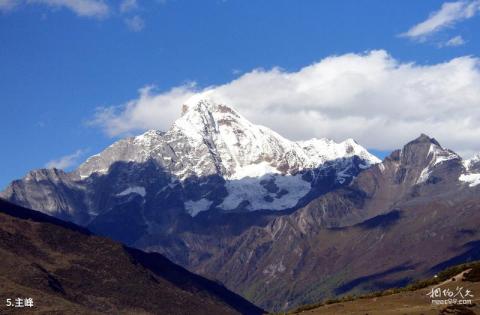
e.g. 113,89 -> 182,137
287,262 -> 480,315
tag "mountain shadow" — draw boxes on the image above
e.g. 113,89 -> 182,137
356,209 -> 402,230
334,263 -> 417,295
430,240 -> 480,274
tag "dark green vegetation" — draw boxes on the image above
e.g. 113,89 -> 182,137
0,199 -> 264,315
464,265 -> 480,282
288,261 -> 480,314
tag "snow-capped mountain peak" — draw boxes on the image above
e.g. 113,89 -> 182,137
170,95 -> 380,180
68,96 -> 382,216
76,95 -> 380,182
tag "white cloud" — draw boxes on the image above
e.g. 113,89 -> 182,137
402,0 -> 480,40
124,14 -> 144,31
45,149 -> 86,170
119,0 -> 137,13
445,35 -> 467,46
90,84 -> 196,135
0,0 -> 109,17
91,50 -> 480,158
1,0 -> 148,23
29,0 -> 109,18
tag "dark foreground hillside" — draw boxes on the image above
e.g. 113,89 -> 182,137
0,198 -> 264,315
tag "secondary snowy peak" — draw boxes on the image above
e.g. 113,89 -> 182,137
298,138 -> 380,166
75,130 -> 166,179
394,134 -> 461,184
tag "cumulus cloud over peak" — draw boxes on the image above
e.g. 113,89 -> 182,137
91,50 -> 480,157
91,84 -> 197,136
45,149 -> 86,170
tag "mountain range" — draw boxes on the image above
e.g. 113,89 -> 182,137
2,95 -> 480,311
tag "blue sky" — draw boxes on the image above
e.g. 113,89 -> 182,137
1,0 -> 480,189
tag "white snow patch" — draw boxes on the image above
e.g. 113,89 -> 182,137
417,167 -> 432,184
459,173 -> 480,187
462,154 -> 480,170
229,162 -> 281,180
458,153 -> 480,187
220,174 -> 311,211
378,163 -> 386,173
117,186 -> 146,197
417,144 -> 459,184
184,198 -> 213,216
336,168 -> 352,184
134,130 -> 162,146
358,163 -> 369,170
80,168 -> 109,179
428,144 -> 459,166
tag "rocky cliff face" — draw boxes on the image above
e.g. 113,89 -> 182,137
187,135 -> 480,311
